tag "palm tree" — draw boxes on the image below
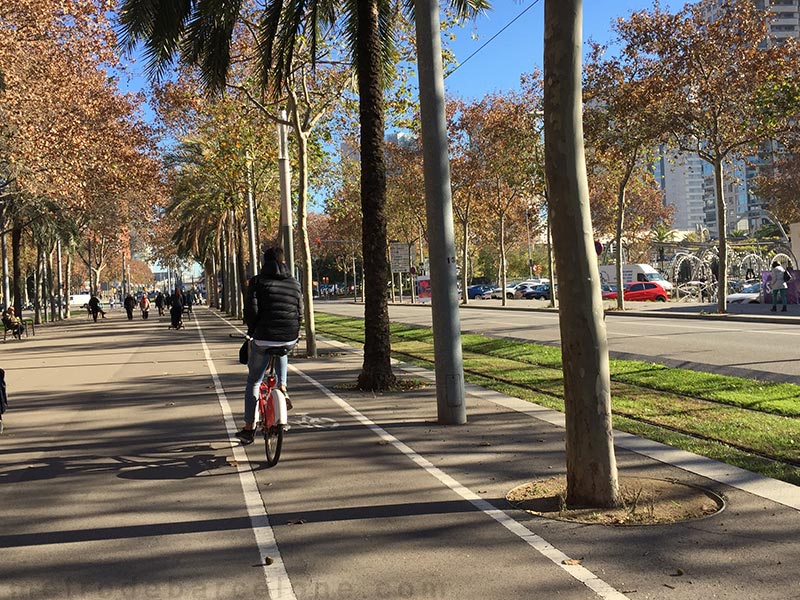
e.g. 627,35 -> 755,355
118,0 -> 488,390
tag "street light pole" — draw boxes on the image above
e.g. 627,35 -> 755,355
414,0 -> 466,425
546,197 -> 556,308
278,109 -> 294,274
525,207 -> 533,279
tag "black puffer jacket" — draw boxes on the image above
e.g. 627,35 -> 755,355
244,260 -> 303,342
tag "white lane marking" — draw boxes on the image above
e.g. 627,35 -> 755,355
607,317 -> 800,334
193,314 -> 297,600
289,413 -> 339,429
291,364 -> 630,600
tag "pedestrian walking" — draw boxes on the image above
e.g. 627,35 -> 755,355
770,261 -> 789,312
140,294 -> 151,319
124,293 -> 136,320
155,291 -> 165,316
169,288 -> 184,329
88,295 -> 106,322
184,288 -> 194,317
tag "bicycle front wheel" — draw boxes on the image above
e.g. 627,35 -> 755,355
264,425 -> 283,466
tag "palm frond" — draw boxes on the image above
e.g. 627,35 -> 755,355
258,0 -> 339,98
117,0 -> 195,82
182,0 -> 244,93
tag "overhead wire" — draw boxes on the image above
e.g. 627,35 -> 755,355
445,0 -> 542,80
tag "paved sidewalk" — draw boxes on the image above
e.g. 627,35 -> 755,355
1,307 -> 798,600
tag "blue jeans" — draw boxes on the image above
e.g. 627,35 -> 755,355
772,288 -> 787,307
244,341 -> 293,424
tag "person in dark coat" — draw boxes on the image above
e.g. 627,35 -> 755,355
235,246 -> 302,444
0,367 -> 7,434
184,288 -> 194,316
170,288 -> 184,329
88,295 -> 105,322
155,291 -> 165,316
123,294 -> 136,320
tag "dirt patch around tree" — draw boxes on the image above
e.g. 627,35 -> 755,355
507,476 -> 725,525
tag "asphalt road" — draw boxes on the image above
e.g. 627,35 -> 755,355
316,299 -> 800,383
1,306 -> 798,600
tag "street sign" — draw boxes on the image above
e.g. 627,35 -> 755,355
389,242 -> 411,273
595,240 -> 604,256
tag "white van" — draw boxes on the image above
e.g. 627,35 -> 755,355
68,294 -> 91,307
598,264 -> 673,293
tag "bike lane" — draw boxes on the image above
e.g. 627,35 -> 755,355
0,309 -> 274,599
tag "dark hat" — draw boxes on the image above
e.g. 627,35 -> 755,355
264,246 -> 285,263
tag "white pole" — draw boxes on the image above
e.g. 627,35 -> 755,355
278,110 -> 294,273
414,0 -> 466,424
246,153 -> 259,278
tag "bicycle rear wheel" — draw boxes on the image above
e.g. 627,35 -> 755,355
264,425 -> 283,466
262,389 -> 283,466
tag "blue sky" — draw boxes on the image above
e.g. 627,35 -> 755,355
120,1 -> 677,108
444,0 -> 676,100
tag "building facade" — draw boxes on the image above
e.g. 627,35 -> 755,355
657,0 -> 798,237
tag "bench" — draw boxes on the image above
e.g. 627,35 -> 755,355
22,318 -> 34,336
3,318 -> 27,341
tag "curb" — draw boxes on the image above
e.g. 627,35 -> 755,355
384,300 -> 800,326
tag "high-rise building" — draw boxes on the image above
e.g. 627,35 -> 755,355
756,0 -> 800,42
655,147 -> 706,232
657,0 -> 798,237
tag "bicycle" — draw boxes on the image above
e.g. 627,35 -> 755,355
257,347 -> 290,466
234,334 -> 290,467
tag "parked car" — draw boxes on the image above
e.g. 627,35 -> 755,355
513,283 -> 540,299
525,283 -> 556,300
489,283 -> 521,299
605,282 -> 668,302
726,282 -> 763,304
467,284 -> 494,299
601,284 -> 618,300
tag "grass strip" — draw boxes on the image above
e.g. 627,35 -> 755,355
315,312 -> 800,485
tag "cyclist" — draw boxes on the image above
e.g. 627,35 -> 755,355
236,246 -> 302,445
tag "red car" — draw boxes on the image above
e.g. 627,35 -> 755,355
605,282 -> 669,302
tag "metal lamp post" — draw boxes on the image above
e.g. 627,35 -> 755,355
525,206 -> 534,279
414,0 -> 466,425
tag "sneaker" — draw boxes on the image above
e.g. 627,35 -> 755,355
279,386 -> 293,411
782,306 -> 787,312
235,428 -> 255,445
771,306 -> 777,312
